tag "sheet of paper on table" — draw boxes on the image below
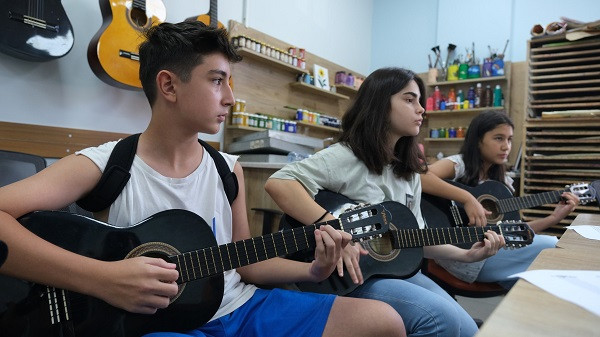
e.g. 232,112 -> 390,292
566,225 -> 600,241
509,269 -> 600,317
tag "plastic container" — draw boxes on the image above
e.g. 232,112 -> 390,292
458,63 -> 469,80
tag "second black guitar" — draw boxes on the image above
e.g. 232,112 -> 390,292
281,190 -> 534,296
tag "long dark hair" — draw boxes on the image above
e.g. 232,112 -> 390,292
139,21 -> 241,106
458,110 -> 514,187
339,67 -> 427,180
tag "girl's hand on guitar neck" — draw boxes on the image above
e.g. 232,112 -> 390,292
465,230 -> 506,262
528,192 -> 580,233
91,256 -> 179,314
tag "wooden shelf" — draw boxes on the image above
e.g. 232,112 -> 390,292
425,106 -> 504,115
289,82 -> 350,100
334,84 -> 358,95
296,120 -> 341,132
226,124 -> 265,132
235,47 -> 308,75
423,138 -> 464,142
428,75 -> 507,87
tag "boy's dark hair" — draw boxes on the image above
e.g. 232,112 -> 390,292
458,110 -> 514,187
138,21 -> 242,105
339,67 -> 427,180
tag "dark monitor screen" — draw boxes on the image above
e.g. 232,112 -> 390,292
0,151 -> 46,187
0,159 -> 40,186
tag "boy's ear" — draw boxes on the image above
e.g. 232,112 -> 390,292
156,70 -> 176,102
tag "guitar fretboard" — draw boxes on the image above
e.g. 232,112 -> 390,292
497,190 -> 563,213
172,223 -> 320,284
391,226 -> 500,248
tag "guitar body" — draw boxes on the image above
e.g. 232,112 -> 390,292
0,210 -> 223,337
422,180 -> 520,229
283,191 -> 423,296
87,0 -> 166,90
0,0 -> 74,61
190,14 -> 224,29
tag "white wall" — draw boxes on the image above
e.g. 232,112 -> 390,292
371,0 -> 600,73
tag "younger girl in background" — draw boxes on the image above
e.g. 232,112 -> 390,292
427,110 -> 579,288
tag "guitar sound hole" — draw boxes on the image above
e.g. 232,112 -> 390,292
364,228 -> 400,262
479,197 -> 501,220
130,8 -> 148,27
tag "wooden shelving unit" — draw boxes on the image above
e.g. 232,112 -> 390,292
425,106 -> 504,116
236,47 -> 308,74
296,120 -> 341,133
334,84 -> 358,96
521,34 -> 600,237
289,82 -> 349,100
422,64 -> 511,162
225,20 -> 365,236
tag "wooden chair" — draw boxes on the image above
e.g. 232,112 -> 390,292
422,259 -> 508,299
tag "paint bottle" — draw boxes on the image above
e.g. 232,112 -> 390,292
493,85 -> 503,107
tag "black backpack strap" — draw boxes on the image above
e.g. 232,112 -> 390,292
76,134 -> 140,212
77,134 -> 237,211
199,139 -> 239,205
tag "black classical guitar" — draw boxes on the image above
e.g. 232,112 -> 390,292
0,0 -> 74,61
281,191 -> 534,296
0,207 -> 389,337
421,180 -> 598,229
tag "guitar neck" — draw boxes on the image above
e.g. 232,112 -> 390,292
132,0 -> 147,11
171,222 -> 326,284
209,0 -> 218,27
390,225 -> 500,248
496,189 -> 563,213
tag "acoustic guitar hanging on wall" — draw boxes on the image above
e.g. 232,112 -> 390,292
87,0 -> 166,90
0,0 -> 74,62
187,0 -> 224,29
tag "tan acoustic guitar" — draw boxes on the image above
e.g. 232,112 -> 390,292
87,0 -> 166,90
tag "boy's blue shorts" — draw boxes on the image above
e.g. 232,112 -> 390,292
143,288 -> 336,337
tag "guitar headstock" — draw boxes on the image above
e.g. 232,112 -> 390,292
497,220 -> 535,249
567,182 -> 597,205
323,203 -> 391,242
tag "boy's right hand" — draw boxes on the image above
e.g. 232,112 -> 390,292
93,256 -> 179,314
308,225 -> 350,282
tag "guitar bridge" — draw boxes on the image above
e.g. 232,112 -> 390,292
119,50 -> 140,61
8,11 -> 59,32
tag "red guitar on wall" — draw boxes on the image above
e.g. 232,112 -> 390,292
87,0 -> 166,90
